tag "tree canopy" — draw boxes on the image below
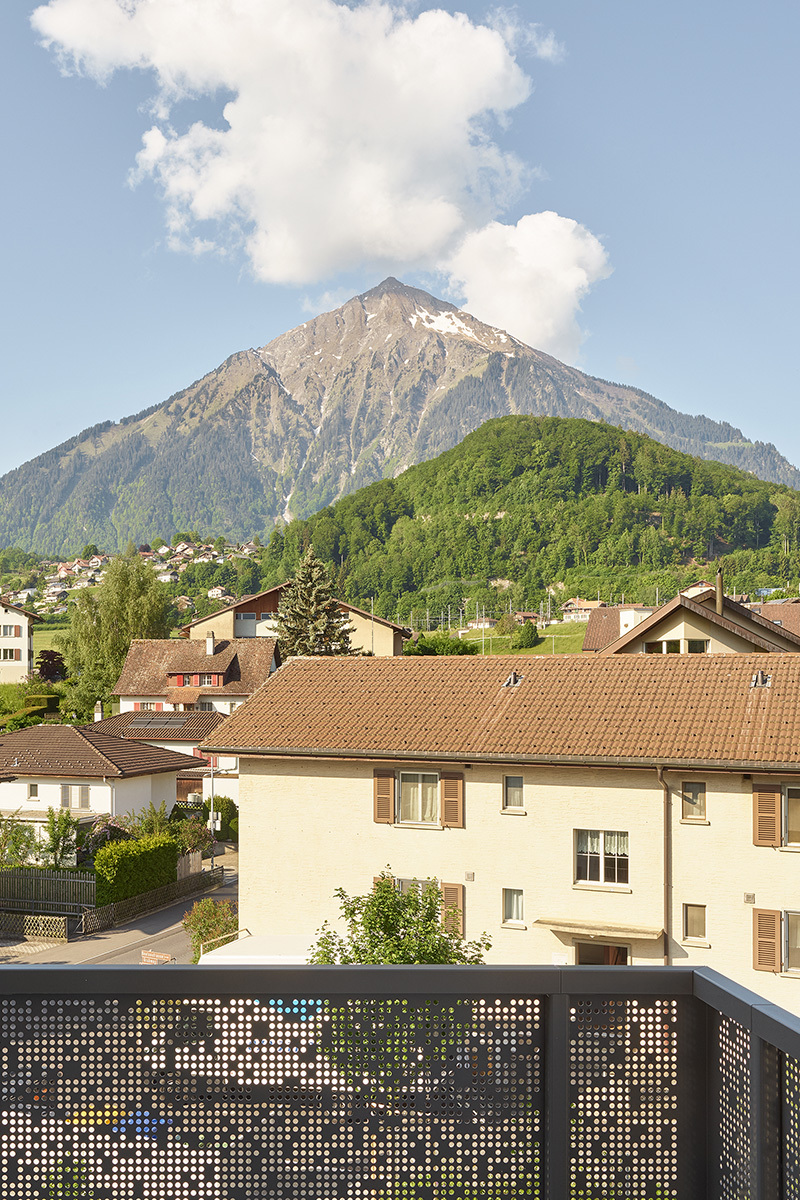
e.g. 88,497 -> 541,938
276,547 -> 355,656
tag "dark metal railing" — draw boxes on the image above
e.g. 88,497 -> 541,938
0,964 -> 796,1199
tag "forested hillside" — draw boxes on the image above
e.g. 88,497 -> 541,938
250,416 -> 800,618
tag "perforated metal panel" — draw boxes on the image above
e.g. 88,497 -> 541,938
568,996 -> 681,1199
0,988 -> 542,1199
715,1014 -> 751,1200
785,1053 -> 800,1199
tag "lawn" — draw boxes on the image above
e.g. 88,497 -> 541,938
33,626 -> 67,657
457,621 -> 587,656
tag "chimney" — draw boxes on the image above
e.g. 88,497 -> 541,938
716,568 -> 724,615
206,631 -> 215,656
93,701 -> 103,722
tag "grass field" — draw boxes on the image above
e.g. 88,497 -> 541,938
32,627 -> 68,657
456,621 -> 587,656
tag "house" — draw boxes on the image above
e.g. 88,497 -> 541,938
113,632 -> 280,717
0,598 -> 40,683
0,723 -> 198,839
561,598 -> 606,622
181,584 -> 410,656
91,709 -> 233,804
203,651 -> 800,1017
207,587 -> 233,601
584,579 -> 800,655
466,617 -> 497,630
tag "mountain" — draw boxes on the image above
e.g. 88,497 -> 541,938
1,277 -> 797,555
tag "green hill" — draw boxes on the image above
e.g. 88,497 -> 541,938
253,415 -> 800,616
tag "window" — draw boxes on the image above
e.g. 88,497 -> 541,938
399,773 -> 438,824
664,640 -> 680,654
575,829 -> 629,885
1,625 -> 13,636
502,888 -> 524,924
60,784 -> 70,809
28,783 -> 38,799
396,877 -> 425,897
787,914 -> 800,971
754,785 -> 800,848
78,785 -> 90,810
688,639 -> 708,654
139,702 -> 155,711
754,909 -> 800,973
1,649 -> 16,661
235,613 -> 256,621
198,674 -> 214,686
683,904 -> 706,940
787,788 -> 800,845
644,641 -> 662,654
198,701 -> 215,711
503,775 -> 524,809
682,781 -> 706,820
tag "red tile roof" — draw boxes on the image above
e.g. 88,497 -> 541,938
0,724 -> 199,778
113,637 -> 279,698
202,652 -> 800,773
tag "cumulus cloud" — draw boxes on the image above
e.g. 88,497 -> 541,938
441,212 -> 611,361
32,0 -> 609,359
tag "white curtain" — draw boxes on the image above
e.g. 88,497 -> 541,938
400,774 -> 438,823
577,829 -> 600,856
504,889 -> 524,922
604,830 -> 628,858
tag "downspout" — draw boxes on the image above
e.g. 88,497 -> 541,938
657,766 -> 671,965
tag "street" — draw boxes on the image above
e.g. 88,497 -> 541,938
0,848 -> 238,966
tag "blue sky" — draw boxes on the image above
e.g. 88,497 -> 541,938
1,1 -> 798,480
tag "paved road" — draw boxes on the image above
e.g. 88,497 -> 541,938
0,849 -> 238,966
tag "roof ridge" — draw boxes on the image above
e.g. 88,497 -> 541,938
73,725 -> 125,775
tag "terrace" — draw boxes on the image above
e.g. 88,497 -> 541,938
0,964 -> 796,1198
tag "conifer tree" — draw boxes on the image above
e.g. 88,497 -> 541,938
276,548 -> 355,656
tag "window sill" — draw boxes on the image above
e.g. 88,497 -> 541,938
500,808 -> 527,816
573,882 -> 632,894
394,822 -> 444,831
779,846 -> 800,853
680,819 -> 710,826
501,922 -> 527,930
682,939 -> 711,949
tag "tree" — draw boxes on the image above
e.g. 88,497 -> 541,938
493,613 -> 518,637
512,621 -> 540,649
40,808 -> 79,867
0,810 -> 38,866
35,649 -> 66,681
81,543 -> 99,559
276,547 -> 355,656
403,633 -> 478,656
308,871 -> 491,965
58,546 -> 172,719
183,897 -> 239,963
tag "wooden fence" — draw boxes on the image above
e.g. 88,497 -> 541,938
0,868 -> 95,917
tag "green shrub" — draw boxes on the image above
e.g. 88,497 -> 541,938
204,795 -> 238,840
183,896 -> 239,963
228,815 -> 239,844
94,834 -> 178,906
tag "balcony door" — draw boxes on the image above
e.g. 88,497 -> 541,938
575,941 -> 628,965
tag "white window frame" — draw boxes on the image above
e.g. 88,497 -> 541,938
784,786 -> 800,846
575,829 -> 630,886
682,781 -> 707,821
198,673 -> 214,687
502,888 -> 525,926
1,625 -> 13,637
502,775 -> 525,811
27,783 -> 38,799
1,649 -> 15,661
785,911 -> 800,972
397,771 -> 439,825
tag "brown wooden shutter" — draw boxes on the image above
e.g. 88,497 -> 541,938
753,786 -> 781,846
441,883 -> 464,936
14,626 -> 21,638
373,771 -> 394,823
13,649 -> 20,661
753,909 -> 782,972
440,773 -> 464,828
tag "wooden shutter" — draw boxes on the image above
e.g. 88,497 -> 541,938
192,674 -> 200,687
440,773 -> 464,828
753,786 -> 781,846
133,702 -> 141,711
753,909 -> 782,972
156,703 -> 164,711
13,626 -> 21,638
373,770 -> 394,823
441,883 -> 465,936
176,674 -> 184,687
13,649 -> 20,661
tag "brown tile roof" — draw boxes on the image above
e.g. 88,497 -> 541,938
113,637 -> 279,698
202,653 -> 800,773
752,602 -> 800,637
180,585 -> 410,635
0,724 -> 199,778
92,711 -> 226,742
582,607 -> 624,651
596,592 -> 800,655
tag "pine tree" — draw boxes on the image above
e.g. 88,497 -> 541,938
276,547 -> 355,656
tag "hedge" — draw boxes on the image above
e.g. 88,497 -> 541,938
203,796 -> 238,841
94,834 -> 178,907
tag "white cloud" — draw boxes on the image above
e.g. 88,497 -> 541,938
441,212 -> 611,361
32,0 -> 609,359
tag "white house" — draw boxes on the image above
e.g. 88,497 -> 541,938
0,723 -> 199,838
0,598 -> 39,683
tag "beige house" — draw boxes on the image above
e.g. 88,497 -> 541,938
585,582 -> 800,655
182,585 -> 409,656
0,598 -> 39,683
205,653 -> 800,1017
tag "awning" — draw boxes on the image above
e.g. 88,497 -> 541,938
165,687 -> 201,705
535,917 -> 664,941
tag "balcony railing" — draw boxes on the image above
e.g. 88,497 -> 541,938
0,964 -> 797,1198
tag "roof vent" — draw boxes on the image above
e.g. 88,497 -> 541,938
751,670 -> 772,689
502,670 -> 523,688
